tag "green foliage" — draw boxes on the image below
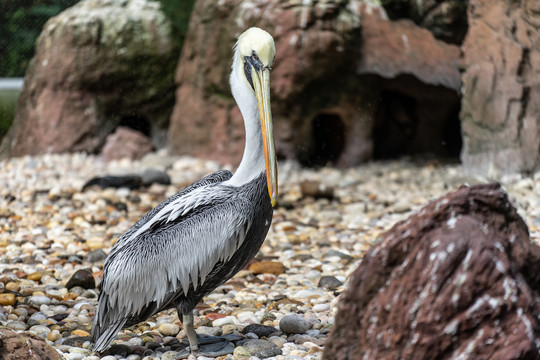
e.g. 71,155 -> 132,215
156,0 -> 196,49
0,0 -> 196,78
0,0 -> 80,77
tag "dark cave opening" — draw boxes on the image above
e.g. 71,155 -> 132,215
302,112 -> 346,167
118,114 -> 152,137
373,90 -> 462,160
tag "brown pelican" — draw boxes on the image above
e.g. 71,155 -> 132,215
91,27 -> 277,353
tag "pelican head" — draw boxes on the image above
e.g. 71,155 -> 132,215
233,28 -> 278,207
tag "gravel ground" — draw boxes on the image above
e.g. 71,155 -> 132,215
0,151 -> 539,360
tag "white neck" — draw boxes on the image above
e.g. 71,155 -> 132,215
225,55 -> 265,186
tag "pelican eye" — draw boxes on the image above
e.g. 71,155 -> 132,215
244,53 -> 264,91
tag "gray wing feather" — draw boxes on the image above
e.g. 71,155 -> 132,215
99,186 -> 254,320
92,170 -> 234,348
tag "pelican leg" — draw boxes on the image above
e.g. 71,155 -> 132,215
182,312 -> 199,351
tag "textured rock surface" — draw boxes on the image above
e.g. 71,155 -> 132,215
461,0 -> 540,176
169,0 -> 461,167
324,183 -> 540,360
380,0 -> 468,44
102,126 -> 154,161
0,327 -> 63,360
0,0 -> 176,158
357,10 -> 462,160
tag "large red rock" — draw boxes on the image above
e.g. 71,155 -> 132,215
168,0 -> 461,167
0,327 -> 62,360
324,183 -> 540,359
0,0 -> 177,158
460,0 -> 540,176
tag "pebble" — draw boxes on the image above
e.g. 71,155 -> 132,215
158,323 -> 180,336
196,325 -> 222,336
279,315 -> 310,334
234,346 -> 251,360
6,320 -> 28,330
29,312 -> 49,326
248,261 -> 287,275
28,295 -> 51,307
1,153 -> 539,359
141,169 -> 171,186
213,316 -> 235,327
242,324 -> 279,338
84,249 -> 107,263
312,303 -> 330,312
72,329 -> 90,336
242,339 -> 282,358
0,293 -> 15,306
317,275 -> 343,290
29,324 -> 51,338
66,269 -> 96,290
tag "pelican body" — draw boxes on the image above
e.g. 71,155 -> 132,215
91,27 -> 277,353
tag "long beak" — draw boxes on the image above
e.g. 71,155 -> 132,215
252,66 -> 278,207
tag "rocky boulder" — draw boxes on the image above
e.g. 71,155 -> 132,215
460,0 -> 540,176
169,0 -> 461,167
0,327 -> 62,360
324,183 -> 540,359
380,0 -> 468,44
0,0 -> 177,158
102,126 -> 154,161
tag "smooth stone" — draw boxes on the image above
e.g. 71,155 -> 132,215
222,324 -> 241,335
84,249 -> 107,263
325,249 -> 353,261
233,346 -> 251,360
72,329 -> 90,337
268,336 -> 287,348
69,348 -> 92,356
279,315 -> 310,334
291,289 -> 323,299
48,329 -> 62,341
62,336 -> 92,348
312,303 -> 330,312
161,351 -> 181,360
0,293 -> 16,306
196,326 -> 222,337
105,344 -> 132,357
28,295 -> 51,306
6,320 -> 28,330
128,337 -> 144,346
158,323 -> 180,336
141,169 -> 171,186
27,311 -> 47,324
66,269 -> 95,290
242,324 -> 279,338
64,354 -> 84,360
317,275 -> 343,290
242,339 -> 282,358
212,317 -> 235,327
100,356 -> 117,360
29,324 -> 51,337
80,290 -> 97,298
